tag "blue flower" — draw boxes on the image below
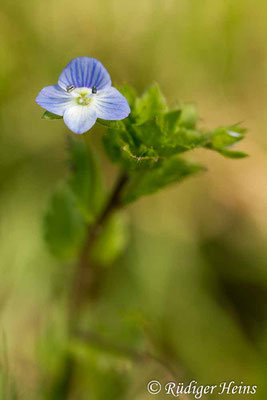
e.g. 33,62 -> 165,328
36,57 -> 130,134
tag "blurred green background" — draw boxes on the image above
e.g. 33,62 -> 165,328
1,0 -> 267,399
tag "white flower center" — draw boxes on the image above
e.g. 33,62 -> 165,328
77,95 -> 91,105
71,87 -> 94,106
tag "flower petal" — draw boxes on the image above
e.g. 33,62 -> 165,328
63,105 -> 97,134
36,84 -> 72,115
94,87 -> 130,120
58,57 -> 111,91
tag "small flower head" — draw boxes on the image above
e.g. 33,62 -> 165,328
36,57 -> 130,134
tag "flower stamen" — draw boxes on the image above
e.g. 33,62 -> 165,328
76,92 -> 92,106
66,84 -> 75,93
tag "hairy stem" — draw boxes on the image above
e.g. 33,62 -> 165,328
53,168 -> 192,400
51,172 -> 129,400
69,171 -> 129,327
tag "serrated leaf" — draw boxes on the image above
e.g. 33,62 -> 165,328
91,212 -> 128,266
156,109 -> 181,132
42,111 -> 63,120
100,84 -> 248,172
43,186 -> 86,259
205,124 -> 247,158
134,112 -> 207,157
207,125 -> 245,148
102,127 -> 145,169
67,137 -> 104,222
102,129 -> 125,163
134,84 -> 167,124
103,109 -> 207,170
122,157 -> 204,203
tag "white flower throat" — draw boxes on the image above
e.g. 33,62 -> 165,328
68,86 -> 98,106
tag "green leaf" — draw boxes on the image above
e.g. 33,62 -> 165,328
97,119 -> 126,130
102,127 -> 144,169
67,136 -> 105,222
207,125 -> 245,148
116,84 -> 137,109
101,85 -> 248,173
102,129 -> 125,163
103,109 -> 207,170
134,84 -> 167,124
91,212 -> 128,266
217,149 -> 248,158
157,109 -> 182,132
43,186 -> 86,259
42,111 -> 63,120
134,111 -> 207,157
178,103 -> 198,129
205,124 -> 247,158
122,157 -> 204,203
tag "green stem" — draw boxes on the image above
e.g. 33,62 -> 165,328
48,170 -> 129,400
69,171 -> 128,324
